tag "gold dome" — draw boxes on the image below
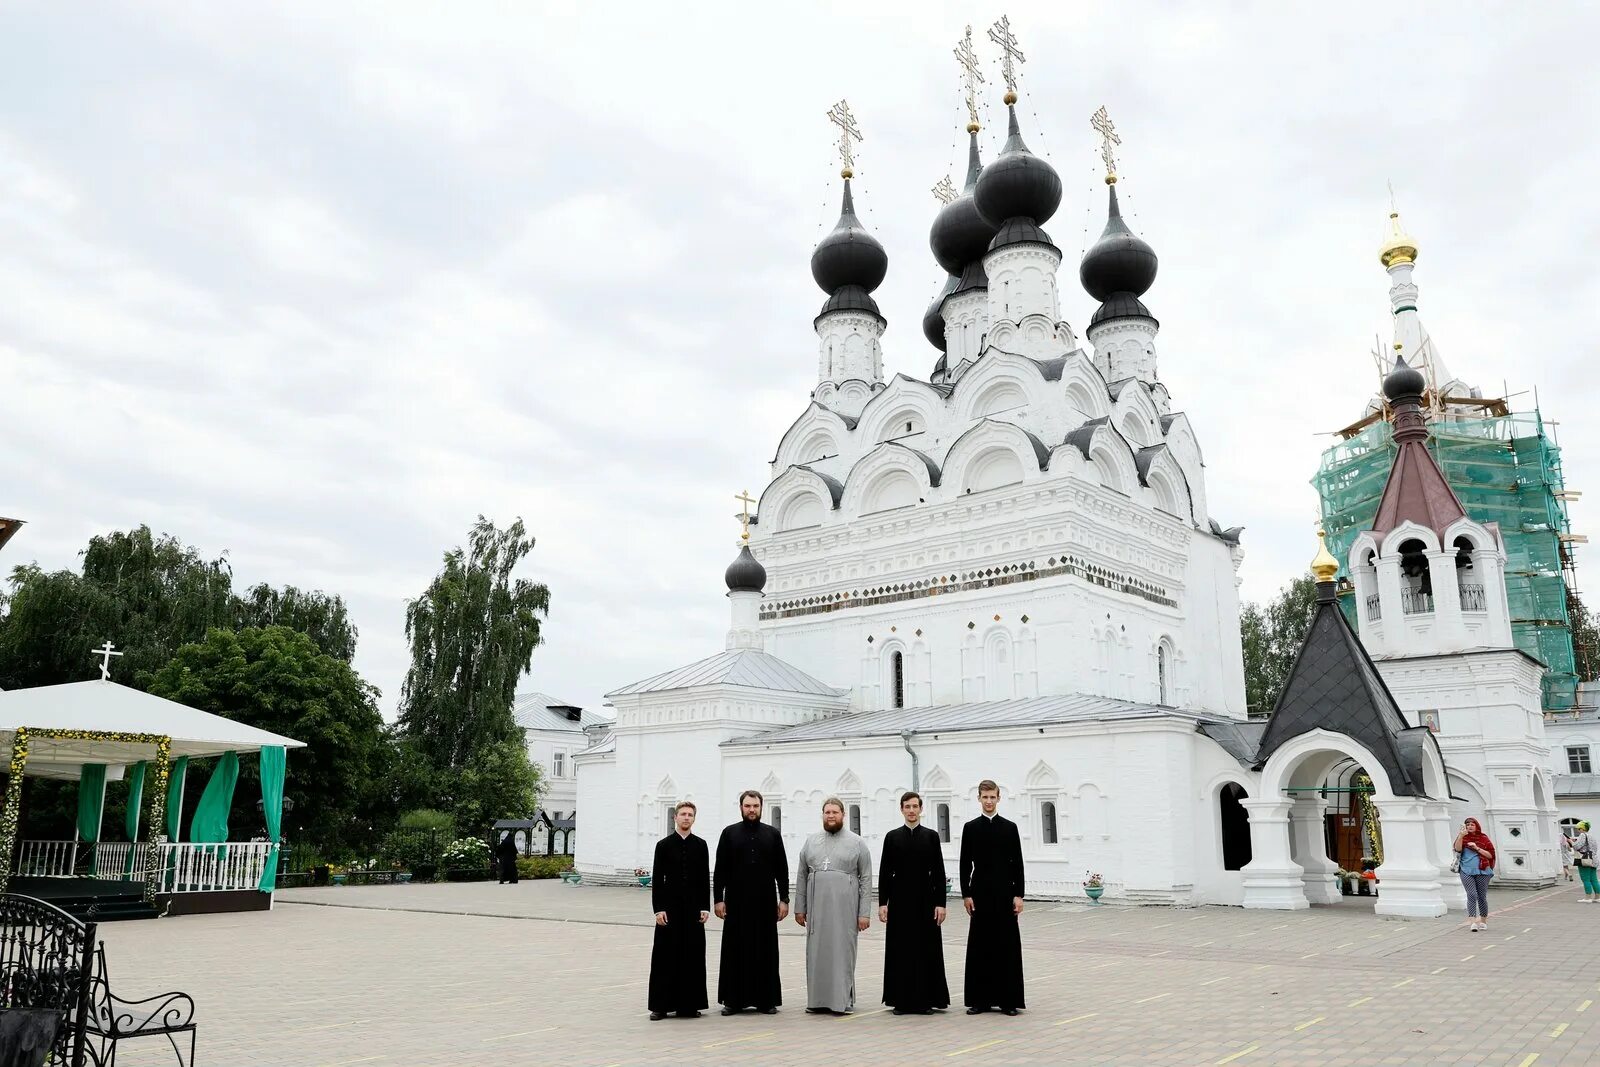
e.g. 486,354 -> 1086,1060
1310,526 -> 1340,584
1379,210 -> 1418,268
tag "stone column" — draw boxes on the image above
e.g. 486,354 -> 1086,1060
1372,798 -> 1448,918
1351,561 -> 1379,640
1478,554 -> 1514,647
1240,798 -> 1308,910
1424,801 -> 1467,911
1373,555 -> 1405,656
1288,796 -> 1341,904
1427,549 -> 1465,649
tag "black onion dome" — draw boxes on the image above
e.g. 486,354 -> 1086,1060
950,258 -> 988,297
1090,293 -> 1156,327
811,179 -> 888,295
923,275 -> 958,350
1383,354 -> 1426,401
816,284 -> 883,326
974,105 -> 1063,228
725,544 -> 766,593
930,132 -> 1000,275
1079,184 -> 1157,301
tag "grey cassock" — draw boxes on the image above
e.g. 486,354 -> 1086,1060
794,828 -> 873,1012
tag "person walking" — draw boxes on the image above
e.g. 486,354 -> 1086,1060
1572,821 -> 1600,902
1453,817 -> 1496,931
495,831 -> 519,884
1559,832 -> 1575,882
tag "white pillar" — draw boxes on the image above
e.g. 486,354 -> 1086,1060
1240,798 -> 1309,910
1352,563 -> 1378,640
1290,795 -> 1341,904
1479,554 -> 1514,647
1373,556 -> 1405,655
1427,549 -> 1465,648
1372,798 -> 1448,918
1424,801 -> 1467,911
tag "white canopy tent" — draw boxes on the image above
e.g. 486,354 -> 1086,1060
0,680 -> 304,778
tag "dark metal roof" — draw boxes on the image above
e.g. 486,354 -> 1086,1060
793,465 -> 844,507
923,275 -> 958,351
987,217 -> 1057,254
0,517 -> 22,554
1208,519 -> 1245,546
1197,720 -> 1267,765
723,692 -> 1212,746
949,258 -> 989,297
930,132 -> 998,275
816,284 -> 884,326
1254,584 -> 1444,798
1371,356 -> 1468,537
811,178 -> 888,294
1063,416 -> 1113,459
725,544 -> 767,593
513,691 -> 594,733
1090,293 -> 1157,327
973,104 -> 1062,228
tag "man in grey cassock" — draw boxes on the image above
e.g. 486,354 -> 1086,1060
793,796 -> 873,1014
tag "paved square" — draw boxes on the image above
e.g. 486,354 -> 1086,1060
94,880 -> 1598,1065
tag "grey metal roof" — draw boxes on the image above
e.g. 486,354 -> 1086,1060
608,649 -> 847,699
1556,774 -> 1600,798
1197,720 -> 1267,765
513,690 -> 595,733
722,692 -> 1211,746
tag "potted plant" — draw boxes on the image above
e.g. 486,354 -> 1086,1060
330,864 -> 348,886
1084,871 -> 1105,903
635,866 -> 652,888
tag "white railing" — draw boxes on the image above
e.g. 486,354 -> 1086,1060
93,842 -> 151,881
155,842 -> 274,893
15,839 -> 77,877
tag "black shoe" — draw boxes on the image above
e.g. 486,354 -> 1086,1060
678,1010 -> 701,1019
649,1012 -> 667,1021
1001,1008 -> 1020,1016
966,1006 -> 990,1015
892,1008 -> 909,1015
758,1006 -> 779,1015
720,1006 -> 740,1016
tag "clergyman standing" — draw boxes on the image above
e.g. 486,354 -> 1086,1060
713,790 -> 789,1015
794,796 -> 873,1014
495,831 -> 519,884
878,790 -> 949,1015
648,800 -> 710,1020
960,779 -> 1025,1015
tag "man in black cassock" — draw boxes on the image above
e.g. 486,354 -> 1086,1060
495,831 -> 519,884
959,779 -> 1025,1015
648,800 -> 710,1020
713,789 -> 789,1014
878,790 -> 950,1015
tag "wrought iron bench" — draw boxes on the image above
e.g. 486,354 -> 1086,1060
0,893 -> 96,1067
82,945 -> 196,1067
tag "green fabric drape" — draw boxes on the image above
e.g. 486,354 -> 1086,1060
188,751 -> 238,844
125,762 -> 146,842
78,764 -> 108,876
166,756 -> 188,842
77,764 -> 107,842
257,746 -> 286,893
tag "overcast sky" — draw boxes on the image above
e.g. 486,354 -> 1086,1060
4,3 -> 1597,719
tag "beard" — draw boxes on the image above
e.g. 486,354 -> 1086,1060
742,810 -> 762,822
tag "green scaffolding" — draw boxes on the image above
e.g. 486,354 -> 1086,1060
1313,407 -> 1580,710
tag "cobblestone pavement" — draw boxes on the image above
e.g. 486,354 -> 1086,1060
94,880 -> 1599,1066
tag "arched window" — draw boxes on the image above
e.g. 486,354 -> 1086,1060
936,803 -> 951,843
770,805 -> 783,833
848,804 -> 862,835
1398,537 -> 1433,612
892,650 -> 905,709
1040,801 -> 1058,845
1454,536 -> 1485,611
1157,643 -> 1171,705
1219,783 -> 1252,871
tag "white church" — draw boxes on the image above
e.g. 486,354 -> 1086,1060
574,27 -> 1562,916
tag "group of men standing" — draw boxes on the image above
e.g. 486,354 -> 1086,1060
646,781 -> 1026,1021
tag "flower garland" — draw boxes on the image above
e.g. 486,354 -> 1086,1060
0,726 -> 174,899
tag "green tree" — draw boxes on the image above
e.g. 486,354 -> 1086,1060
1569,592 -> 1599,682
1240,575 -> 1319,716
143,626 -> 388,847
398,516 -> 551,769
233,583 -> 358,662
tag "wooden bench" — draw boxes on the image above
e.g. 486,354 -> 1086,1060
84,944 -> 197,1067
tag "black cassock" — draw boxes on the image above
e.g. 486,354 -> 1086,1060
879,823 -> 950,1010
648,831 -> 710,1014
713,819 -> 789,1010
496,835 -> 518,884
958,813 -> 1025,1010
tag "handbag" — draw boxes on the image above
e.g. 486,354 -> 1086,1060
1449,854 -> 1461,874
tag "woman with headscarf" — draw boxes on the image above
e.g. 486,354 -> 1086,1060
496,831 -> 520,885
1572,820 -> 1599,902
1453,817 -> 1496,931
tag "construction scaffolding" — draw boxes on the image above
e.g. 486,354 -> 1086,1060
1314,404 -> 1584,710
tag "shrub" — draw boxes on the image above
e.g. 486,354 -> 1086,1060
440,836 -> 490,869
397,808 -> 456,835
516,855 -> 575,879
378,828 -> 446,870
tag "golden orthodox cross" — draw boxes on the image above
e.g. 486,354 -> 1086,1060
1091,105 -> 1121,184
735,490 -> 756,542
953,24 -> 986,130
826,99 -> 862,177
988,15 -> 1025,95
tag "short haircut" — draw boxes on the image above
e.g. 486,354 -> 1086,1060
900,791 -> 923,807
821,796 -> 845,814
977,779 -> 1000,796
738,789 -> 764,808
674,800 -> 697,815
